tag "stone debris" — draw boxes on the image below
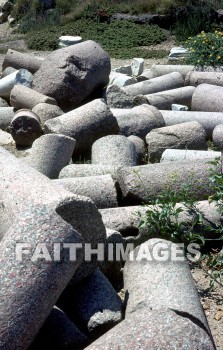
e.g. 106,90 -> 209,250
168,46 -> 190,61
146,121 -> 207,162
59,35 -> 82,48
0,43 -> 221,349
3,49 -> 43,74
9,109 -> 42,146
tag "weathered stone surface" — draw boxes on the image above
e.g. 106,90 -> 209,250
192,83 -> 223,112
213,124 -> 223,150
0,147 -> 106,281
100,200 -> 222,245
29,306 -> 89,350
91,135 -> 137,167
0,106 -> 15,130
185,71 -> 223,87
10,85 -> 57,109
0,128 -> 13,145
0,96 -> 9,107
168,46 -> 190,61
114,64 -> 132,75
160,110 -> 223,138
144,86 -> 196,110
24,134 -> 75,178
3,49 -> 43,74
105,84 -> 134,109
0,204 -> 84,350
161,149 -> 221,162
32,40 -> 111,109
1,66 -> 17,78
58,269 -> 123,338
117,160 -> 217,205
131,58 -> 144,76
127,135 -> 146,164
171,103 -> 188,111
111,104 -> 165,139
111,74 -> 137,88
85,308 -> 215,350
44,99 -> 119,156
59,164 -> 118,179
32,103 -> 64,126
9,109 -> 42,146
140,64 -> 195,79
123,72 -> 184,96
53,175 -> 118,209
124,239 -> 210,329
0,68 -> 33,98
146,121 -> 207,162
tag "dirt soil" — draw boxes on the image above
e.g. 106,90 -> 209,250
0,22 -> 222,349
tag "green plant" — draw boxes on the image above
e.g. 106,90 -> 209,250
25,19 -> 166,58
185,31 -> 223,67
138,158 -> 223,291
172,2 -> 215,42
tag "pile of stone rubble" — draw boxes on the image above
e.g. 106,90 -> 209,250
0,40 -> 222,349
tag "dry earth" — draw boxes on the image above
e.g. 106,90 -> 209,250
0,22 -> 222,349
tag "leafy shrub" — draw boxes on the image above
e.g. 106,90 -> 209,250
185,31 -> 223,67
26,19 -> 166,58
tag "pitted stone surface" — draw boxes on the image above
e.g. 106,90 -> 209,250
32,40 -> 110,109
92,135 -> 137,167
85,308 -> 215,350
53,175 -> 118,209
32,103 -> 64,126
117,160 -> 217,205
111,104 -> 165,139
58,269 -> 123,338
44,99 -> 119,156
24,133 -> 75,179
146,121 -> 207,162
59,164 -> 118,179
29,306 -> 89,350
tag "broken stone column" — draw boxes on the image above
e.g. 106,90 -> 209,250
3,49 -> 43,74
117,159 -> 217,205
59,164 -> 118,179
131,58 -> 144,76
0,69 -> 33,98
140,64 -> 195,79
1,66 -> 17,78
85,307 -> 215,350
0,106 -> 15,130
185,71 -> 223,87
91,135 -> 137,167
44,99 -> 119,157
53,175 -> 118,209
161,149 -> 221,162
111,104 -> 165,139
9,109 -> 42,146
143,86 -> 196,110
29,306 -> 89,350
160,110 -> 223,139
32,40 -> 111,109
213,124 -> 223,150
146,121 -> 207,162
128,135 -> 146,164
100,200 -> 222,246
24,134 -> 75,178
110,72 -> 137,88
10,85 -> 57,109
58,268 -> 123,339
0,146 -> 106,280
123,72 -> 184,96
32,103 -> 64,127
192,83 -> 223,112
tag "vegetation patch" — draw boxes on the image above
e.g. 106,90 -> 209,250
25,19 -> 167,58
